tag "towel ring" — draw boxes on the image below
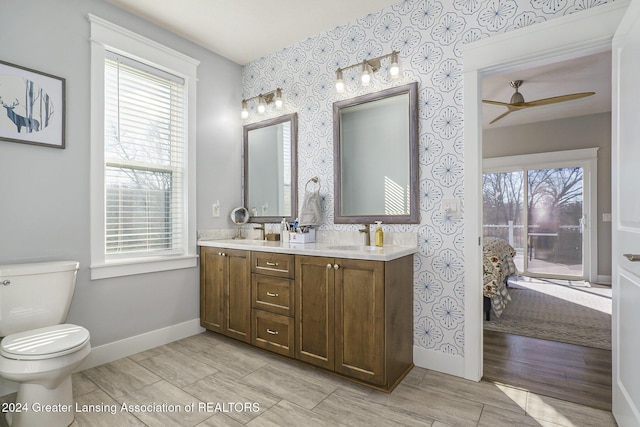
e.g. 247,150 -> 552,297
305,176 -> 320,192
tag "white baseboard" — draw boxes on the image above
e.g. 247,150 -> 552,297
0,319 -> 204,397
78,318 -> 204,371
413,345 -> 465,378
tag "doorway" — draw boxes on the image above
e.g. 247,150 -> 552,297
460,0 -> 626,384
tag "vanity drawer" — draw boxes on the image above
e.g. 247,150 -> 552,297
252,252 -> 294,278
251,310 -> 294,357
252,274 -> 294,317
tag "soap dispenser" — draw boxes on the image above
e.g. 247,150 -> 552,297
374,221 -> 384,247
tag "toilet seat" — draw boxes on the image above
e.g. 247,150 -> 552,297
1,324 -> 90,360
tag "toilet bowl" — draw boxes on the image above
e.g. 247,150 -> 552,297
0,261 -> 91,427
0,324 -> 91,427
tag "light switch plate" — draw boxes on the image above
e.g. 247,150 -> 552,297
603,213 -> 612,222
212,201 -> 220,217
442,198 -> 461,217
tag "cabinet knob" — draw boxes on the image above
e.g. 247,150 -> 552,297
266,328 -> 279,335
326,264 -> 332,269
334,264 -> 339,270
266,291 -> 279,297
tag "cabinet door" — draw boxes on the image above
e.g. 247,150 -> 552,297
200,247 -> 225,333
225,249 -> 251,343
295,255 -> 334,370
335,258 -> 385,385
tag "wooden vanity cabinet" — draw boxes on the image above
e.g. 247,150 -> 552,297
200,246 -> 413,391
200,247 -> 251,343
295,254 -> 413,389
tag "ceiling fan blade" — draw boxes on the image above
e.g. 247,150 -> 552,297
489,110 -> 512,124
522,92 -> 595,107
482,99 -> 510,107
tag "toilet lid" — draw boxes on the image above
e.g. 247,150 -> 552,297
1,324 -> 90,360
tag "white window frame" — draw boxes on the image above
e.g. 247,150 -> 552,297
483,147 -> 599,282
89,15 -> 199,280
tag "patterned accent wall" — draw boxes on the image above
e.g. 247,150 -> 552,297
242,0 -> 613,357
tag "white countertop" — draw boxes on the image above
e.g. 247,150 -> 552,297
197,238 -> 417,261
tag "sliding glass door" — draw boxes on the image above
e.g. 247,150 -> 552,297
527,167 -> 583,277
483,161 -> 590,280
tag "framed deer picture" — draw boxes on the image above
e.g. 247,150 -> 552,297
0,60 -> 65,148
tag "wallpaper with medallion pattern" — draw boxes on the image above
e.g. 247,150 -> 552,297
242,0 -> 614,357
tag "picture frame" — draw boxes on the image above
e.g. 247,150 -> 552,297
0,60 -> 65,148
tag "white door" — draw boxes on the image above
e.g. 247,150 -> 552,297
612,0 -> 640,425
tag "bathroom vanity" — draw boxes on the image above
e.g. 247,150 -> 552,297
198,239 -> 415,391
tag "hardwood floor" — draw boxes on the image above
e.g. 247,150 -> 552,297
483,329 -> 612,412
0,330 -> 617,426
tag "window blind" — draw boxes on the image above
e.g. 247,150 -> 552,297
104,53 -> 186,257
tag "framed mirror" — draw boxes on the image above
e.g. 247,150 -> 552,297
333,82 -> 419,224
243,113 -> 297,223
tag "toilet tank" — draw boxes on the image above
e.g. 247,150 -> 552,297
0,260 -> 80,337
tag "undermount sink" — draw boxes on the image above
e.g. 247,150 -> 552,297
227,239 -> 270,245
326,245 -> 381,251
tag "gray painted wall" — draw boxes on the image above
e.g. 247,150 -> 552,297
0,0 -> 242,346
483,112 -> 612,278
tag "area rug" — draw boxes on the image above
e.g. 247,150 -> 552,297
484,277 -> 612,350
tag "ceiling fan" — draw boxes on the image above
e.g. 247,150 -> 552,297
482,80 -> 595,124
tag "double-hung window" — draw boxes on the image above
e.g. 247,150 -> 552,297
104,53 -> 184,257
89,15 -> 199,279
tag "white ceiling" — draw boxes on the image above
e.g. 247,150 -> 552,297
482,51 -> 611,129
105,1 -> 612,129
105,0 -> 401,65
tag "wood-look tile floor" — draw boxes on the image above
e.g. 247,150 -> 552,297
0,331 -> 617,427
483,329 -> 613,412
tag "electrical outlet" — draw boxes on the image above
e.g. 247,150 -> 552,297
212,201 -> 220,217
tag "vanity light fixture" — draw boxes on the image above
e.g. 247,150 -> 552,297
240,88 -> 284,119
334,50 -> 401,92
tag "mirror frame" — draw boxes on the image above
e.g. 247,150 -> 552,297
243,113 -> 298,223
333,82 -> 419,224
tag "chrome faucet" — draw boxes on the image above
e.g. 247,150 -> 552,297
254,224 -> 265,240
359,224 -> 371,246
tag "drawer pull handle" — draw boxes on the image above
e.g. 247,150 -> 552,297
266,291 -> 279,297
624,254 -> 640,262
266,328 -> 279,335
265,261 -> 279,266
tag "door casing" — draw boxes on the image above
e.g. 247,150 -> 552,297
460,0 -> 629,381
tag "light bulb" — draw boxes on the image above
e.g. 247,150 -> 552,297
240,100 -> 249,119
257,96 -> 266,114
389,62 -> 400,79
361,64 -> 371,86
335,69 -> 345,93
389,52 -> 400,79
274,89 -> 283,109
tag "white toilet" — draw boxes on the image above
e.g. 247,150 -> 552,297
0,261 -> 91,427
